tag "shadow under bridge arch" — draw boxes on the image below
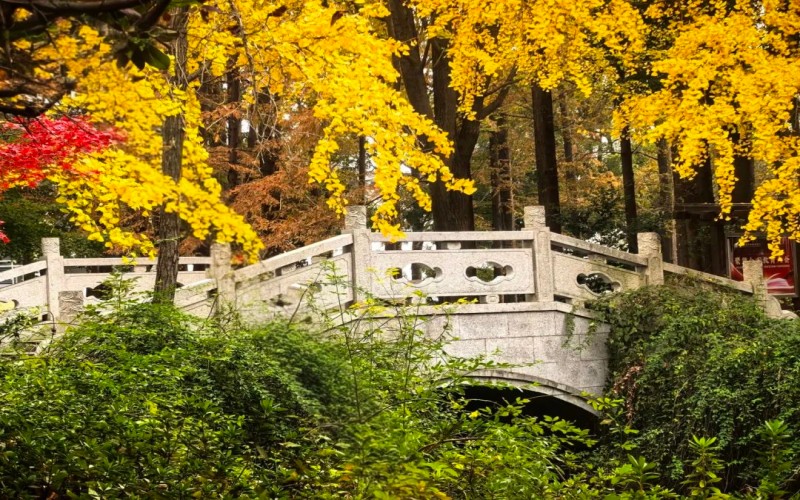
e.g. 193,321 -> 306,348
462,369 -> 600,430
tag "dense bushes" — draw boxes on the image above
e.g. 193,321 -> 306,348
592,282 -> 800,493
0,300 -> 350,497
1,279 -> 799,498
0,291 -> 604,498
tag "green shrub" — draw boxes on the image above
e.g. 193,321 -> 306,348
5,275 -> 797,498
0,301 -> 349,498
590,283 -> 800,493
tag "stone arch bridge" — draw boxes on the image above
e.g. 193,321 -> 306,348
0,206 -> 785,411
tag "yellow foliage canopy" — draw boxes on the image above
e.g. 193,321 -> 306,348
620,1 -> 800,256
413,0 -> 645,117
11,0 -> 477,257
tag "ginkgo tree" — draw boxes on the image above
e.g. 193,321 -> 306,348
2,0 -> 477,265
384,0 -> 645,231
6,0 -> 800,270
619,0 -> 800,257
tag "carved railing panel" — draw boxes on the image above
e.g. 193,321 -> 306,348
236,254 -> 353,314
0,261 -> 47,288
552,253 -> 643,303
370,230 -> 535,249
663,262 -> 753,294
550,233 -> 647,269
370,248 -> 534,299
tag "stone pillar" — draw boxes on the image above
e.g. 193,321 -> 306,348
210,243 -> 236,309
637,232 -> 664,286
42,238 -> 64,321
743,258 -> 768,312
344,205 -> 371,301
524,206 -> 554,302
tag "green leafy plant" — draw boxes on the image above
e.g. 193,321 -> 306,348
756,420 -> 794,499
590,283 -> 800,493
683,437 -> 728,498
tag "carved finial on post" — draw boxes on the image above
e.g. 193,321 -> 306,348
42,237 -> 60,259
636,233 -> 661,258
523,206 -> 547,230
210,242 -> 235,310
637,232 -> 664,285
742,258 -> 763,285
344,205 -> 368,231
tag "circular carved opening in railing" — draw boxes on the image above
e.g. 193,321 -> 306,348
576,272 -> 619,294
465,262 -> 514,284
389,263 -> 442,284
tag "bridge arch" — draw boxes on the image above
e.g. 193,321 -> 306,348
464,369 -> 599,417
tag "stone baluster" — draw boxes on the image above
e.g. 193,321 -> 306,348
637,232 -> 664,286
42,238 -> 65,321
210,242 -> 236,310
524,206 -> 554,302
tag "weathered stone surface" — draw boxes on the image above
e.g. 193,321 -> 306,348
445,339 -> 486,359
456,313 -> 508,340
507,311 -> 555,337
344,205 -> 368,230
533,335 -> 582,363
487,337 -> 535,365
523,206 -> 547,230
577,333 -> 609,361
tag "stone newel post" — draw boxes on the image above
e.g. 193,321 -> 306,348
210,242 -> 236,309
743,258 -> 768,312
637,232 -> 664,285
344,205 -> 370,301
42,238 -> 64,320
524,206 -> 555,302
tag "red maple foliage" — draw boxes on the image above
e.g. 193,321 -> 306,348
0,116 -> 120,190
0,116 -> 121,243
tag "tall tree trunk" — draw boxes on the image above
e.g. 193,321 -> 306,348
620,127 -> 638,253
450,119 -> 479,230
557,94 -> 574,164
532,84 -> 561,233
357,135 -> 367,203
490,114 -> 513,231
226,62 -> 241,187
385,2 -> 485,231
153,7 -> 189,304
429,38 -> 459,230
731,133 -> 754,205
656,138 -> 677,263
674,153 -> 724,275
256,122 -> 280,177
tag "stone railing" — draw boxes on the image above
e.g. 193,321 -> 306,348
0,205 -> 788,325
342,205 -> 732,308
0,238 -> 210,322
